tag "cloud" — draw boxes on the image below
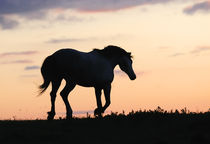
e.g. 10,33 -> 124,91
115,69 -> 145,77
169,52 -> 185,57
71,0 -> 175,12
73,110 -> 93,115
46,38 -> 85,44
168,46 -> 210,57
57,110 -> 112,116
0,0 -> 175,15
21,10 -> 47,20
135,71 -> 147,77
0,16 -> 19,29
0,51 -> 38,58
20,74 -> 38,78
46,34 -> 129,44
6,0 -> 206,29
0,51 -> 37,64
183,1 -> 210,15
24,65 -> 40,70
56,110 -> 93,116
0,0 -> 177,29
0,60 -> 33,64
114,69 -> 127,77
159,46 -> 170,50
55,14 -> 84,22
0,0 -> 58,15
190,46 -> 210,54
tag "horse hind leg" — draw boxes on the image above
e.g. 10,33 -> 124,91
102,84 -> 111,113
60,81 -> 76,120
48,78 -> 62,120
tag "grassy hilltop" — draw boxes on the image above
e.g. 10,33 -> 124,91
0,107 -> 210,144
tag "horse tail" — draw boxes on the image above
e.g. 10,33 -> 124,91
39,55 -> 54,95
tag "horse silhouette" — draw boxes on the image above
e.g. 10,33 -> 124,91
39,45 -> 136,120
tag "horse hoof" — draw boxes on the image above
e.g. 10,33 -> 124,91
47,112 -> 55,120
66,115 -> 72,120
94,108 -> 103,117
47,115 -> 54,120
95,114 -> 102,118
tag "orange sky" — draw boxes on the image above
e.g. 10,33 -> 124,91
0,0 -> 210,120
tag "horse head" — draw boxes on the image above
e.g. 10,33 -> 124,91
118,53 -> 136,80
99,45 -> 136,80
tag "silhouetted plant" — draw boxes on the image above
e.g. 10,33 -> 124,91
86,112 -> 91,118
1,107 -> 210,144
175,109 -> 179,114
181,107 -> 188,114
155,106 -> 164,113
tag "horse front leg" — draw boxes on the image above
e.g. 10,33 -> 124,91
102,84 -> 111,113
94,87 -> 103,117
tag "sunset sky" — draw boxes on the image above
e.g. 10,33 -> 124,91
0,0 -> 210,120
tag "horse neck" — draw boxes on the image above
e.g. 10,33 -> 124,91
107,57 -> 119,69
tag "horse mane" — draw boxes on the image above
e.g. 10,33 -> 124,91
93,45 -> 132,58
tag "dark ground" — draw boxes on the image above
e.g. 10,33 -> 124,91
0,108 -> 210,144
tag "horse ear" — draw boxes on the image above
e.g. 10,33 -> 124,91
127,52 -> 133,58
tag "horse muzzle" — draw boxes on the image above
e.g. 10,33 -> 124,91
129,73 -> 136,80
131,75 -> 136,80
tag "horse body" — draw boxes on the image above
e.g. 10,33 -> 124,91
52,49 -> 114,87
40,45 -> 136,120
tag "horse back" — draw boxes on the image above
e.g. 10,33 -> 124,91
51,49 -> 114,86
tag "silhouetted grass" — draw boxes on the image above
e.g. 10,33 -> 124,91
0,107 -> 209,144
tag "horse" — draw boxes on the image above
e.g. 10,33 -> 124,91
39,45 -> 136,120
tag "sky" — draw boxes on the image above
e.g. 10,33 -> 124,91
0,0 -> 210,120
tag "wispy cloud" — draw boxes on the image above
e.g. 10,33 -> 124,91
0,16 -> 19,29
73,110 -> 93,115
0,60 -> 33,64
115,69 -> 145,77
135,71 -> 146,77
169,46 -> 210,58
46,38 -> 85,44
73,0 -> 175,12
46,34 -> 130,44
114,70 -> 127,77
56,110 -> 93,116
0,51 -> 38,58
169,52 -> 185,57
190,46 -> 210,54
0,51 -> 37,65
20,75 -> 38,78
24,65 -> 40,70
55,14 -> 84,22
183,1 -> 210,15
57,110 -> 112,115
159,46 -> 170,50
